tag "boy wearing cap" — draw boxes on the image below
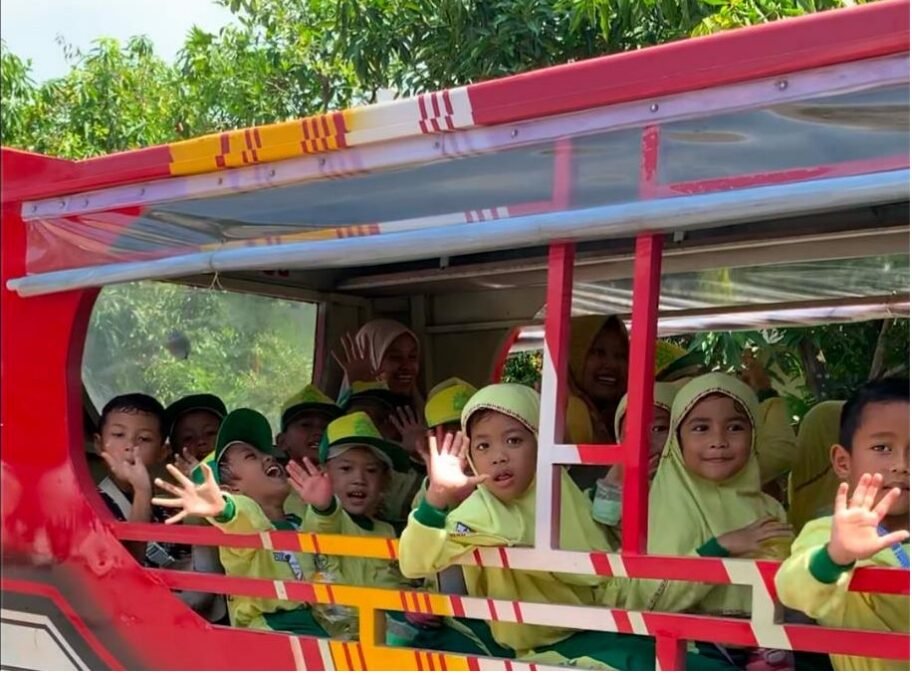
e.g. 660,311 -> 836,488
290,411 -> 418,638
164,393 -> 227,462
277,385 -> 341,464
342,381 -> 425,528
153,408 -> 331,634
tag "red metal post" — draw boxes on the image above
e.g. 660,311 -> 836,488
655,634 -> 686,670
621,233 -> 663,553
540,242 -> 575,550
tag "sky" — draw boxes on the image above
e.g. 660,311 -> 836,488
1,0 -> 237,82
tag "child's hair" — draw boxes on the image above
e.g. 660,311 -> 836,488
98,393 -> 166,439
839,377 -> 910,451
465,409 -> 498,436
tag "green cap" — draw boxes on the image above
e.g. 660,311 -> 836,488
281,385 -> 342,431
201,408 -> 275,483
164,394 -> 227,441
318,411 -> 410,472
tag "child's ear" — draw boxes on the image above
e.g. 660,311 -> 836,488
93,433 -> 103,455
156,440 -> 171,464
222,483 -> 240,494
275,433 -> 287,451
830,443 -> 852,481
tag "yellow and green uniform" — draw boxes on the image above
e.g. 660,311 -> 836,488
208,494 -> 325,635
775,516 -> 909,671
787,401 -> 844,533
402,383 -> 732,670
621,374 -> 792,616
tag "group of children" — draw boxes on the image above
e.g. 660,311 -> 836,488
93,316 -> 909,670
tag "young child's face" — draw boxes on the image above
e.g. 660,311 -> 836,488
327,447 -> 388,517
379,333 -> 420,396
278,412 -> 331,463
469,411 -> 537,502
221,443 -> 289,503
172,410 -> 221,460
619,405 -> 671,478
95,410 -> 165,468
678,394 -> 752,482
581,325 -> 628,404
832,400 -> 910,519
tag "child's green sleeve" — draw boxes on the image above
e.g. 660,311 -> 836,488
398,499 -> 481,579
207,494 -> 270,534
757,397 -> 798,484
303,497 -> 344,534
775,517 -> 852,624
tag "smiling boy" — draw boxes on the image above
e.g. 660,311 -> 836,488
775,378 -> 910,670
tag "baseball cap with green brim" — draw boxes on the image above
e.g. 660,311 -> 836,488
318,411 -> 410,473
195,408 -> 275,484
281,385 -> 342,431
164,394 -> 227,440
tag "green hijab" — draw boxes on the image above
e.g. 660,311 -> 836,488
788,400 -> 844,532
640,373 -> 790,613
613,382 -> 679,440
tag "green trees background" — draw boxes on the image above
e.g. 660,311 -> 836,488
3,0 -> 905,425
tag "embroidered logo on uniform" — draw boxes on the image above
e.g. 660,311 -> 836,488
275,551 -> 304,580
453,522 -> 473,535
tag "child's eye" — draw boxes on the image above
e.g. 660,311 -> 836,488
872,444 -> 892,453
691,424 -> 708,433
506,436 -> 523,446
728,423 -> 747,432
111,432 -> 125,438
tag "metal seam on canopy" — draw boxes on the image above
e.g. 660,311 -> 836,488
7,170 -> 909,298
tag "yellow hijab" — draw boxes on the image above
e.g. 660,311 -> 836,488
637,373 -> 790,614
787,400 -> 844,532
565,315 -> 628,445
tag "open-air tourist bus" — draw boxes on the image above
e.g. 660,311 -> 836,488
1,0 -> 909,669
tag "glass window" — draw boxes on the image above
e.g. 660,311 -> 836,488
82,281 -> 317,432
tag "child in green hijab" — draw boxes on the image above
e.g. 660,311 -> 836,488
591,382 -> 679,531
620,373 -> 794,668
398,383 -> 730,670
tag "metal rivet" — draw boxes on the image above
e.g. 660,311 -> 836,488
139,187 -> 146,196
649,103 -> 660,113
217,177 -> 224,185
510,129 -> 519,138
268,169 -> 276,178
319,158 -> 327,167
58,200 -> 66,208
776,79 -> 788,90
30,204 -> 38,213
433,141 -> 441,149
82,199 -> 90,207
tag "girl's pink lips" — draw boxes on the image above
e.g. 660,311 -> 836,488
492,470 -> 514,485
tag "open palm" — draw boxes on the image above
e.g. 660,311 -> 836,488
828,473 -> 910,566
287,457 -> 334,511
152,463 -> 226,524
427,432 -> 487,497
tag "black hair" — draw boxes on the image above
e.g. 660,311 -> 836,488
98,393 -> 166,439
839,378 -> 910,451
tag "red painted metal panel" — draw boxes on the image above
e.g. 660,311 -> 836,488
621,234 -> 662,554
467,0 -> 909,126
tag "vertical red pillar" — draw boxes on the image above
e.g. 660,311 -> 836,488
655,633 -> 686,670
621,233 -> 663,553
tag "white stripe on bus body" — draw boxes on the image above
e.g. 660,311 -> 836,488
722,558 -> 792,650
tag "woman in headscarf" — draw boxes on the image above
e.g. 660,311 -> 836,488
787,400 -> 845,533
565,315 -> 629,488
335,318 -> 422,400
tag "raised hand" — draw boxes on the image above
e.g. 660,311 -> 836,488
717,516 -> 793,558
425,432 -> 488,510
390,406 -> 429,461
173,447 -> 200,478
827,473 -> 911,566
332,332 -> 377,384
152,463 -> 226,524
287,457 -> 334,511
101,445 -> 151,494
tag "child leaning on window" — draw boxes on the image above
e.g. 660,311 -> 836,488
776,378 -> 909,671
152,408 -> 331,635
